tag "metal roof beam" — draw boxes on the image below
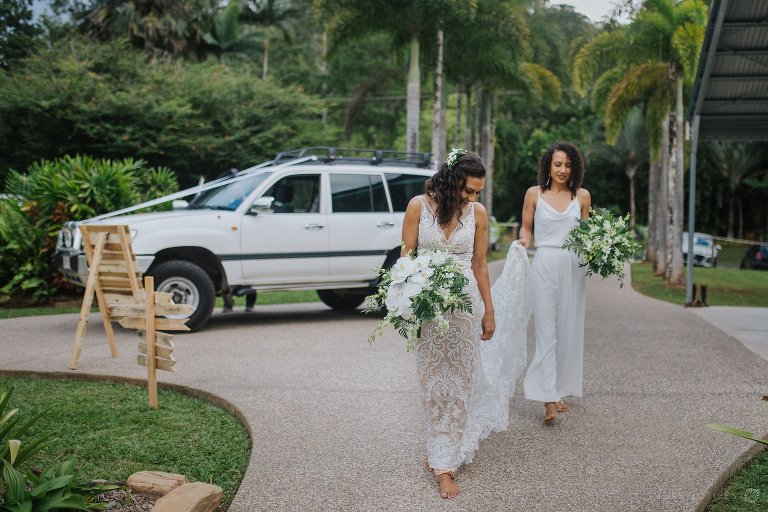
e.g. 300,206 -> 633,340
715,50 -> 768,57
708,75 -> 768,81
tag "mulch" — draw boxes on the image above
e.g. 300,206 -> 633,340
92,489 -> 155,511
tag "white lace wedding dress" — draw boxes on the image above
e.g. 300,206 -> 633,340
415,196 -> 532,472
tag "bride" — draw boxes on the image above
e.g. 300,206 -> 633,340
400,149 -> 532,499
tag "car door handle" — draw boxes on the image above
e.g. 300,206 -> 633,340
376,222 -> 395,228
304,223 -> 325,230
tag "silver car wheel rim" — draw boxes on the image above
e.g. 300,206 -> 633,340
156,276 -> 199,318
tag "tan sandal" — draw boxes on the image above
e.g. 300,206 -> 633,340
556,400 -> 571,413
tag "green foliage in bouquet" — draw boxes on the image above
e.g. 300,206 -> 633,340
366,250 -> 472,351
0,155 -> 178,304
562,207 -> 641,287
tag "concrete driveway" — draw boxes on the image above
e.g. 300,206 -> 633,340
0,261 -> 766,511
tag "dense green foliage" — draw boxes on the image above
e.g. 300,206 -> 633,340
0,38 -> 331,186
0,376 -> 250,508
0,155 -> 178,303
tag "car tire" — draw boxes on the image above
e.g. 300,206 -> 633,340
149,260 -> 215,331
317,289 -> 367,310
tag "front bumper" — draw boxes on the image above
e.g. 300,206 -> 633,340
53,250 -> 155,286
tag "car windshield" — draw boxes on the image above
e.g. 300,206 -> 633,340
188,172 -> 272,211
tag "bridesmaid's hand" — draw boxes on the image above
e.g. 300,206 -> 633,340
515,239 -> 529,249
481,312 -> 495,341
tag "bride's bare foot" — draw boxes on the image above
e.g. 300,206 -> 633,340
556,401 -> 571,413
436,472 -> 459,499
544,402 -> 557,423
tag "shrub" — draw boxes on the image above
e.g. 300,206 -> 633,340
0,155 -> 178,303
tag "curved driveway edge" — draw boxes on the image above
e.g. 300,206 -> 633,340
1,261 -> 766,511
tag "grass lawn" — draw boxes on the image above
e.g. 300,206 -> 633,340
708,449 -> 768,512
630,262 -> 768,307
0,290 -> 320,320
0,375 -> 250,509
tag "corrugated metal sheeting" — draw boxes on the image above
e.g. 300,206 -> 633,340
689,0 -> 768,139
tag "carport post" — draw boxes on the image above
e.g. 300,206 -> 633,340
686,115 -> 701,305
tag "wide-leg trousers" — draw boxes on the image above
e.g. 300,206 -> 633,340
523,247 -> 586,402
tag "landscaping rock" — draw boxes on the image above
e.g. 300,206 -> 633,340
127,471 -> 189,497
151,482 -> 223,512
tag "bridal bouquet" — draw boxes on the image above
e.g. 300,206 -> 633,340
366,250 -> 472,351
562,208 -> 641,287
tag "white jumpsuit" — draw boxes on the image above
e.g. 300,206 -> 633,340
523,189 -> 586,403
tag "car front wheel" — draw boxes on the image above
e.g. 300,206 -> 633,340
149,260 -> 215,331
317,289 -> 368,310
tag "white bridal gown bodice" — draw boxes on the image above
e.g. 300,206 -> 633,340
415,196 -> 532,472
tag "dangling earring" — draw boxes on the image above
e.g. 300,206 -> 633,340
546,175 -> 551,187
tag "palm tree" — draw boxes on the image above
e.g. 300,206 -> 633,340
203,1 -> 261,61
587,108 -> 648,234
573,0 -> 707,283
704,141 -> 767,239
444,0 -> 551,215
315,0 -> 474,154
76,0 -> 219,59
240,0 -> 298,79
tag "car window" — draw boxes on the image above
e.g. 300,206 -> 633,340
262,174 -> 321,213
188,172 -> 272,211
385,173 -> 427,212
330,174 -> 389,213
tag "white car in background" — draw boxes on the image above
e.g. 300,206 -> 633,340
682,232 -> 721,268
54,148 -> 435,330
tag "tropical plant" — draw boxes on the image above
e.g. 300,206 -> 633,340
704,141 -> 767,239
573,0 -> 708,284
0,395 -> 119,512
240,0 -> 299,79
0,385 -> 54,469
1,458 -> 119,511
316,0 -> 475,154
74,0 -> 219,59
0,156 -> 178,303
203,1 -> 262,61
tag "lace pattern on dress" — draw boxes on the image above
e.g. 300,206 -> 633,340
414,196 -> 532,472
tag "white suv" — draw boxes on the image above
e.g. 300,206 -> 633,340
54,148 -> 434,330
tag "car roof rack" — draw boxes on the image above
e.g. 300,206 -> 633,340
274,147 -> 432,168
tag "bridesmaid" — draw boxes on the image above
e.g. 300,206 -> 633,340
517,141 -> 591,423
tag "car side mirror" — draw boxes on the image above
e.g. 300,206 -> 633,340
172,199 -> 189,210
715,244 -> 722,252
249,196 -> 274,215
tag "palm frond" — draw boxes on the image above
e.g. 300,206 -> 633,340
572,29 -> 626,96
672,22 -> 705,83
604,60 -> 670,145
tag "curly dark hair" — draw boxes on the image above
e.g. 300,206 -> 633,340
538,141 -> 585,197
424,151 -> 486,227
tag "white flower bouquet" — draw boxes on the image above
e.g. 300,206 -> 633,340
562,208 -> 641,287
366,250 -> 472,351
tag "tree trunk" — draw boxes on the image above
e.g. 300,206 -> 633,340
727,187 -> 736,239
406,33 -> 421,154
454,83 -> 462,148
464,87 -> 472,150
655,113 -> 670,277
669,77 -> 685,284
647,153 -> 659,265
262,39 -> 270,79
474,85 -> 481,153
626,162 -> 638,234
431,29 -> 445,169
476,88 -> 494,216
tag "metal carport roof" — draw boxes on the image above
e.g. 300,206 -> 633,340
686,0 -> 768,303
689,0 -> 768,139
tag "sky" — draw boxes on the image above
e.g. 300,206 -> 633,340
555,0 -> 631,24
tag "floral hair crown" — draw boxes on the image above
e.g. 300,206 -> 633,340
446,147 -> 467,170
